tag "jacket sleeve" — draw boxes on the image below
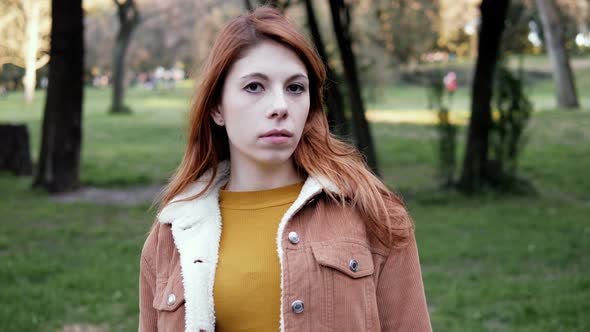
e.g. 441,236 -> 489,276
139,224 -> 159,332
376,230 -> 432,331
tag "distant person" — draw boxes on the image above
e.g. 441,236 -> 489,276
138,6 -> 431,332
444,71 -> 457,105
444,71 -> 457,94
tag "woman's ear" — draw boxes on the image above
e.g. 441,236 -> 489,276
211,107 -> 225,126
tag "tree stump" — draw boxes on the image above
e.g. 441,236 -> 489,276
0,124 -> 33,176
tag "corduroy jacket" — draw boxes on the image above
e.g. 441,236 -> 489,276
139,161 -> 432,331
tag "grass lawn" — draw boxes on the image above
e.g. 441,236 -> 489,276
0,57 -> 589,331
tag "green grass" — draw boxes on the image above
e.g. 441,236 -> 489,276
0,56 -> 589,331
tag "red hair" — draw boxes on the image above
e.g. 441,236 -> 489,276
157,7 -> 411,246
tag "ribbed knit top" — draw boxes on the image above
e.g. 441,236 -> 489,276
214,181 -> 304,331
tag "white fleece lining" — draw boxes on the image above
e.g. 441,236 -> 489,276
274,176 -> 327,332
158,161 -> 339,332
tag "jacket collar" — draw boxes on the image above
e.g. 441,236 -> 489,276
157,160 -> 340,332
158,160 -> 340,229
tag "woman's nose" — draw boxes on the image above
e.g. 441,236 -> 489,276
267,90 -> 288,118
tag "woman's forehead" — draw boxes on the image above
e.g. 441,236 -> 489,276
229,40 -> 308,79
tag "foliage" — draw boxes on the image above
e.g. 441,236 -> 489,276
437,0 -> 480,57
372,0 -> 440,64
0,64 -> 24,88
427,69 -> 457,188
488,60 -> 534,190
502,0 -> 540,55
556,0 -> 590,53
0,0 -> 51,101
0,0 -> 51,69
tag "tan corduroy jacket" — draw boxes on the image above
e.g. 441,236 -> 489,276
139,161 -> 432,332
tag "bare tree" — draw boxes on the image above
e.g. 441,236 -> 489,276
535,0 -> 580,109
328,0 -> 379,175
0,0 -> 50,103
33,0 -> 84,193
111,0 -> 140,114
458,0 -> 510,192
303,0 -> 348,137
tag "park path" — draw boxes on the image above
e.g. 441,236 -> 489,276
50,184 -> 163,206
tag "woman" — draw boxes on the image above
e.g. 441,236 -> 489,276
139,6 -> 431,332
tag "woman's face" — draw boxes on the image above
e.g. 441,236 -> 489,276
212,40 -> 310,169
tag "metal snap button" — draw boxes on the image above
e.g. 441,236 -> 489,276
291,300 -> 304,314
349,259 -> 359,272
288,231 -> 300,244
167,293 -> 176,306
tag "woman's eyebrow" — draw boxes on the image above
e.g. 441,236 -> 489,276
287,73 -> 309,82
240,73 -> 269,81
239,72 -> 308,81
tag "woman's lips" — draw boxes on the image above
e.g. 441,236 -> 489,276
259,129 -> 293,144
260,134 -> 291,144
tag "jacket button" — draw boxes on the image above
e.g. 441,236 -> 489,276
291,300 -> 304,314
288,231 -> 300,244
167,293 -> 176,306
349,259 -> 359,272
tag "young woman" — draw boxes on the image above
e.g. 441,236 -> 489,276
139,6 -> 431,332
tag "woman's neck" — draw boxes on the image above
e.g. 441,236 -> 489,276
224,158 -> 304,192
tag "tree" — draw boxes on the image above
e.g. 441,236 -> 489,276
438,0 -> 481,57
328,0 -> 379,175
33,0 -> 84,193
303,0 -> 349,137
0,0 -> 50,103
535,0 -> 580,109
373,0 -> 440,64
258,0 -> 291,11
111,0 -> 140,114
458,0 -> 510,192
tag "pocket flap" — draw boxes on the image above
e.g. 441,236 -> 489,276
153,271 -> 185,311
311,241 -> 374,278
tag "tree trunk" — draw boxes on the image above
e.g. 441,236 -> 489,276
259,0 -> 290,12
244,0 -> 253,11
458,0 -> 509,192
535,0 -> 579,109
328,0 -> 379,175
111,0 -> 139,114
303,0 -> 349,138
23,1 -> 40,103
0,124 -> 33,176
33,0 -> 84,193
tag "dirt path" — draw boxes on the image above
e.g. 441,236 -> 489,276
50,184 -> 164,206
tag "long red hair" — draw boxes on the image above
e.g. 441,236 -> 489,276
157,7 -> 411,246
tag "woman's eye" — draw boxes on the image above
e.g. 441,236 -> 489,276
244,82 -> 263,93
287,83 -> 305,94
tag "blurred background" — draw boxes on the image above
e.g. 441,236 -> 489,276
0,0 -> 588,331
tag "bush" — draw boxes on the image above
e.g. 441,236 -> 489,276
488,60 -> 533,190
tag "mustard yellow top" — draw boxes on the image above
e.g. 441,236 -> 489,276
214,181 -> 304,331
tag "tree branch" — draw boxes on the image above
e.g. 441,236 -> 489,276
0,10 -> 18,30
0,55 -> 25,68
35,54 -> 50,69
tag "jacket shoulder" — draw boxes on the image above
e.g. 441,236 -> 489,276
365,191 -> 415,251
141,223 -> 160,270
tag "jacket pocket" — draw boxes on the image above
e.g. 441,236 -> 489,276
311,241 -> 379,331
312,241 -> 374,278
153,270 -> 186,331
